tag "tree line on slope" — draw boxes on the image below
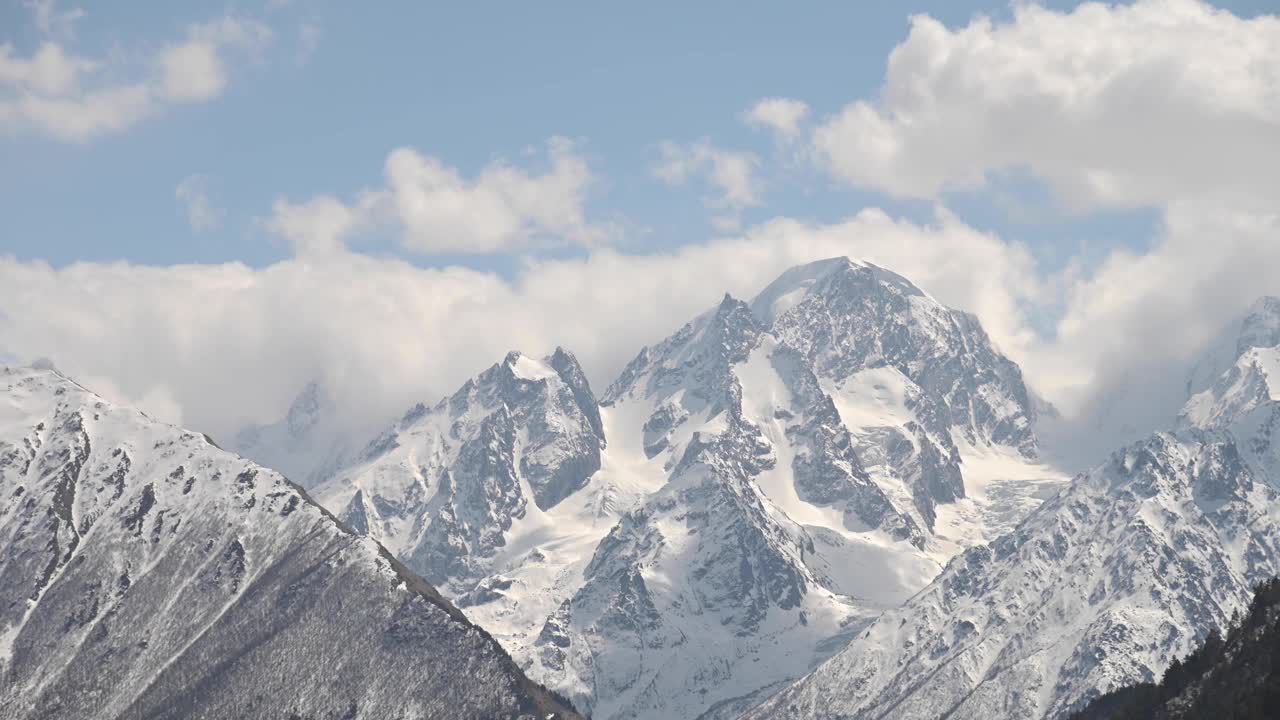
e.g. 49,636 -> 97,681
1071,578 -> 1280,719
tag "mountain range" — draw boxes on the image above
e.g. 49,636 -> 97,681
8,257 -> 1278,720
249,257 -> 1065,720
748,296 -> 1280,719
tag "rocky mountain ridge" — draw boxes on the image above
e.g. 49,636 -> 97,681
0,365 -> 581,720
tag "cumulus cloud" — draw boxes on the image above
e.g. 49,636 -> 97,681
0,8 -> 271,141
0,209 -> 1041,446
811,0 -> 1280,211
5,200 -> 1278,469
0,41 -> 93,95
389,138 -> 600,253
266,138 -> 603,255
266,194 -> 378,257
175,174 -> 221,232
158,16 -> 271,102
157,44 -> 226,102
654,139 -> 762,217
1026,203 -> 1280,460
743,97 -> 809,142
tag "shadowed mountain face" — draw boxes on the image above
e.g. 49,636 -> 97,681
0,366 -> 581,720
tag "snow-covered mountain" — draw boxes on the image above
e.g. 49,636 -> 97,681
310,257 -> 1064,720
750,300 -> 1280,720
1071,577 -> 1280,719
312,348 -> 607,596
1185,296 -> 1280,401
231,380 -> 353,489
0,365 -> 581,720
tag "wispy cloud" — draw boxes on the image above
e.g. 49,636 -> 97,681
654,140 -> 761,209
0,5 -> 272,142
175,175 -> 222,233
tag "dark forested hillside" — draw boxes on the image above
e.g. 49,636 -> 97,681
1072,578 -> 1280,720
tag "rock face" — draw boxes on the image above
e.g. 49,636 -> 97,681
0,366 -> 581,720
750,304 -> 1280,720
755,259 -> 1036,458
313,348 -> 607,595
307,257 -> 1054,720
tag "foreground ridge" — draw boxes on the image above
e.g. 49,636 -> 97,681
0,366 -> 581,720
1072,577 -> 1280,719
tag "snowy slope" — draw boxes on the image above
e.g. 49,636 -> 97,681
750,301 -> 1280,720
749,430 -> 1280,720
0,365 -> 582,720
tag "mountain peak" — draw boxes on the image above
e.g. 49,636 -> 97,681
748,256 -> 857,326
548,345 -> 579,366
501,350 -> 560,382
1187,296 -> 1280,401
748,256 -> 928,327
284,380 -> 327,437
1238,295 -> 1280,355
313,343 -> 605,590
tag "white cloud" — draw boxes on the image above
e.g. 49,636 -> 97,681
0,209 -> 1038,445
23,0 -> 85,38
743,97 -> 809,142
158,43 -> 226,102
1024,203 -> 1280,461
267,138 -> 603,255
654,139 -> 762,211
389,138 -> 600,253
811,0 -> 1280,211
158,16 -> 271,102
7,200 -> 1279,470
9,84 -> 152,140
266,194 -> 377,257
0,42 -> 94,96
175,175 -> 221,233
0,12 -> 272,141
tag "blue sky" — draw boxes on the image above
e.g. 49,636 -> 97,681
2,0 -> 1279,459
10,0 -> 1256,273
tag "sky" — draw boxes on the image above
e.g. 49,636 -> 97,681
2,0 -> 1279,468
